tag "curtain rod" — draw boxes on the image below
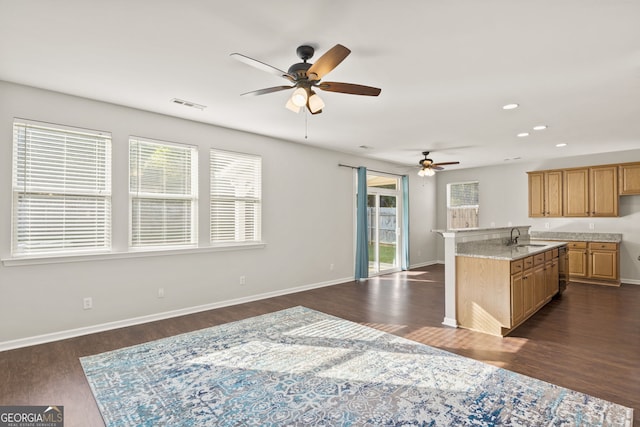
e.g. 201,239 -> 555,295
338,163 -> 406,177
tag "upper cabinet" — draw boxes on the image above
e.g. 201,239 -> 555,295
589,165 -> 618,216
619,162 -> 640,195
528,170 -> 562,217
563,168 -> 590,217
529,161 -> 637,218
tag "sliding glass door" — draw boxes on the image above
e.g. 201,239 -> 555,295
366,175 -> 401,275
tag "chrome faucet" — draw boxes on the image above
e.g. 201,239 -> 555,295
509,227 -> 521,246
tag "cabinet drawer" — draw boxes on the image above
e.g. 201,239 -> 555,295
523,256 -> 534,270
588,242 -> 617,251
544,250 -> 553,261
534,253 -> 545,266
568,241 -> 587,249
552,248 -> 559,258
511,260 -> 523,274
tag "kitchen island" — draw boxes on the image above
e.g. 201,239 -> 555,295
435,226 -> 567,337
456,239 -> 567,337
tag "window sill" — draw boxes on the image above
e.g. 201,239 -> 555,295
1,242 -> 267,267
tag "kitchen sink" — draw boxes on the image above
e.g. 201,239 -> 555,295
515,243 -> 546,248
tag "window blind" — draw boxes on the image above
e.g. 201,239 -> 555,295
12,120 -> 112,255
210,149 -> 261,242
129,138 -> 198,247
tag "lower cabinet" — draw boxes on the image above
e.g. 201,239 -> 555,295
566,241 -> 619,286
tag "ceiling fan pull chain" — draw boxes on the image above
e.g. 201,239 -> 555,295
305,108 -> 308,139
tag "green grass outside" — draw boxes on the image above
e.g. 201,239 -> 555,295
369,243 -> 396,264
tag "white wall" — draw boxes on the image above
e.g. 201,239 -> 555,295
435,152 -> 640,283
0,81 -> 439,347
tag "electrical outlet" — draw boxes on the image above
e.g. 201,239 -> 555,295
589,223 -> 595,230
83,297 -> 93,310
329,263 -> 334,271
158,288 -> 165,298
239,276 -> 246,285
545,223 -> 550,229
490,222 -> 496,227
507,221 -> 512,227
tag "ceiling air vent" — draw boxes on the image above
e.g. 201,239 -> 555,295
171,98 -> 207,110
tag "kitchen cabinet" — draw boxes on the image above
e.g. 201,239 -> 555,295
589,165 -> 618,216
565,241 -> 619,286
619,162 -> 640,195
563,168 -> 590,217
529,161 -> 628,217
528,170 -> 562,217
567,241 -> 588,278
589,242 -> 618,282
545,252 -> 559,300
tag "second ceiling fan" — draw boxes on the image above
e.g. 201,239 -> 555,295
231,44 -> 381,114
417,151 -> 460,176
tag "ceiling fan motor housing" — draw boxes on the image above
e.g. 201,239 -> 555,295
288,62 -> 312,80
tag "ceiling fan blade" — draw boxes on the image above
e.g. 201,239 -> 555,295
306,44 -> 351,81
318,82 -> 381,96
431,166 -> 445,171
230,53 -> 295,81
240,86 -> 294,97
432,161 -> 461,166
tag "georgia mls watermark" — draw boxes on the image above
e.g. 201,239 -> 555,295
0,406 -> 63,427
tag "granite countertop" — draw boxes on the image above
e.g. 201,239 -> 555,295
530,231 -> 622,243
455,240 -> 567,261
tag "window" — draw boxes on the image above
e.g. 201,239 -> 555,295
210,149 -> 261,243
129,138 -> 198,247
12,120 -> 112,255
447,181 -> 479,229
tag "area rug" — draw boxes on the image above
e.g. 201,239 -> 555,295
80,306 -> 633,426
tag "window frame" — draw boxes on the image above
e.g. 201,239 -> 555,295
446,180 -> 479,230
210,148 -> 262,244
128,136 -> 199,249
11,118 -> 112,257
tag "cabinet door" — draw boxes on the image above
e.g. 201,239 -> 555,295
590,166 -> 618,216
589,245 -> 618,280
511,273 -> 524,327
545,171 -> 563,217
564,168 -> 589,217
528,172 -> 545,217
533,264 -> 546,310
619,162 -> 640,195
568,248 -> 588,278
522,271 -> 535,317
545,258 -> 559,299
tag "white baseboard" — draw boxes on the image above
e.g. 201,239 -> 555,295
442,317 -> 458,328
0,276 -> 352,352
409,260 -> 441,269
621,277 -> 640,285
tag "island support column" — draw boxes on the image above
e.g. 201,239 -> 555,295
442,231 -> 458,328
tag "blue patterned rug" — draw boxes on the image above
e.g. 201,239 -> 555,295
80,306 -> 633,426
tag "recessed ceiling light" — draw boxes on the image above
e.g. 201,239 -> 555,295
502,103 -> 519,110
556,143 -> 567,147
517,132 -> 529,137
533,125 -> 547,131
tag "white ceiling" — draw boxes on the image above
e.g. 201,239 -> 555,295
2,1 -> 639,171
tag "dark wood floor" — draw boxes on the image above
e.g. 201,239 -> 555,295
1,264 -> 638,426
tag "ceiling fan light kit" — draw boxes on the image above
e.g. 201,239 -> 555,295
231,44 -> 381,114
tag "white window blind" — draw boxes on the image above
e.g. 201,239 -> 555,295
12,120 -> 112,255
129,138 -> 198,247
210,149 -> 261,243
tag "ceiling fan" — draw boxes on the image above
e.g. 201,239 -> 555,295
230,44 -> 381,114
417,151 -> 460,176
